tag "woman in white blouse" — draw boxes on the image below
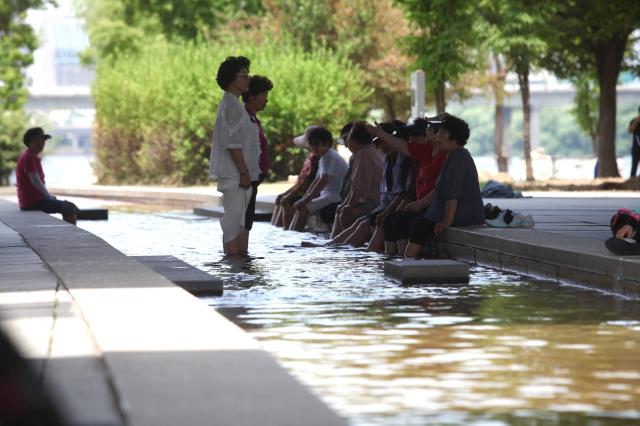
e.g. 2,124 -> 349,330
210,56 -> 261,255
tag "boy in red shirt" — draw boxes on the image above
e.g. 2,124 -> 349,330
16,127 -> 79,224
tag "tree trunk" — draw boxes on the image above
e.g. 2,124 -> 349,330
516,59 -> 534,181
492,55 -> 508,173
384,95 -> 396,121
594,36 -> 626,177
434,83 -> 446,114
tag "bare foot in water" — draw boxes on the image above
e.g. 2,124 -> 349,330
301,241 -> 324,247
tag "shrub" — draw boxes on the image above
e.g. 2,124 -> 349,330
93,35 -> 371,184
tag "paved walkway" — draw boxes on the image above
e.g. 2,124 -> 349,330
0,199 -> 346,426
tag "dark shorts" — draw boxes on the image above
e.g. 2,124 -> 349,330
22,198 -> 79,216
245,181 -> 260,231
319,202 -> 341,224
367,207 -> 385,226
383,208 -> 429,242
408,219 -> 437,245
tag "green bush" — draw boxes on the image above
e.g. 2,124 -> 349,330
93,35 -> 371,184
0,111 -> 28,185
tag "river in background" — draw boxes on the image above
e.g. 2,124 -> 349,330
32,154 -> 638,187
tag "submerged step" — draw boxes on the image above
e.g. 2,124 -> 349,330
384,259 -> 469,284
193,204 -> 272,221
132,255 -> 223,296
77,209 -> 108,220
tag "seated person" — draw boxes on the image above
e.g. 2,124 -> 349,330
606,208 -> 640,255
317,122 -> 353,225
402,114 -> 485,258
330,121 -> 383,238
313,121 -> 413,249
289,126 -> 349,231
272,134 -> 319,229
366,116 -> 448,255
16,127 -> 79,225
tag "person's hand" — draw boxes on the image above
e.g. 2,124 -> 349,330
276,193 -> 284,204
616,224 -> 635,239
364,123 -> 381,137
239,173 -> 251,189
403,201 -> 422,212
434,221 -> 449,236
375,212 -> 387,227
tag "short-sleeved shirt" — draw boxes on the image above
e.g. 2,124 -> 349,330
318,148 -> 349,198
210,91 -> 261,181
424,147 -> 485,226
246,107 -> 269,176
407,142 -> 447,199
16,149 -> 45,209
350,145 -> 383,204
380,151 -> 412,207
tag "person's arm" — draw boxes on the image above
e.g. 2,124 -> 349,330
28,173 -> 53,199
228,148 -> 251,188
404,189 -> 435,212
435,199 -> 458,236
294,175 -> 328,210
628,118 -> 640,134
364,124 -> 410,156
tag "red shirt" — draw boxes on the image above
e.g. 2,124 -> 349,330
16,149 -> 45,208
407,143 -> 447,199
246,107 -> 269,176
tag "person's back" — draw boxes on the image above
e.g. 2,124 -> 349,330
16,148 -> 45,210
350,144 -> 383,205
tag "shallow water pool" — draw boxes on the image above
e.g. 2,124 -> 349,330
80,210 -> 640,425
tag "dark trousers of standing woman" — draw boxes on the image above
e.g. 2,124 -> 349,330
631,141 -> 640,178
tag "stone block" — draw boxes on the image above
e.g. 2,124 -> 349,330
132,255 -> 223,296
384,259 -> 469,284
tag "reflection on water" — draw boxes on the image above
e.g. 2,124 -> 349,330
80,210 -> 640,426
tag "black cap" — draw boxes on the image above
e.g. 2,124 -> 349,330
403,118 -> 428,137
23,127 -> 52,146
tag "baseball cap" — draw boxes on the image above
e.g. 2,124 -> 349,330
23,127 -> 52,146
293,125 -> 320,149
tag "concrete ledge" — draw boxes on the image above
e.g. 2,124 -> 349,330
384,259 -> 469,284
132,255 -> 223,296
440,226 -> 640,298
194,204 -> 272,222
0,200 -> 346,426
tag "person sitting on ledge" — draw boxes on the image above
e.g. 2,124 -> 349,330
16,127 -> 79,225
289,126 -> 349,232
396,114 -> 484,258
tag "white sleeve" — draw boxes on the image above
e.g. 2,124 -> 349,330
222,102 -> 245,149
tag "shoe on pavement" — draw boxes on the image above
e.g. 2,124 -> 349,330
605,237 -> 640,255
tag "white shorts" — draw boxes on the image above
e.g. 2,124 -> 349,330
306,193 -> 341,214
217,178 -> 253,243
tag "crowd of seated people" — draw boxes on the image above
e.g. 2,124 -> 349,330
272,113 -> 485,258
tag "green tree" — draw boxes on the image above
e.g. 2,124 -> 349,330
540,0 -> 640,177
571,73 -> 599,156
0,0 -> 49,184
478,0 -> 548,181
394,0 -> 482,114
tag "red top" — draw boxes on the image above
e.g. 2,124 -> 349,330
407,143 -> 447,199
16,149 -> 45,208
246,107 -> 269,176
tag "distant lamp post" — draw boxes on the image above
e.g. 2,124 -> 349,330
410,70 -> 425,119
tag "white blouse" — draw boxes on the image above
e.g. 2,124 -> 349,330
209,91 -> 261,181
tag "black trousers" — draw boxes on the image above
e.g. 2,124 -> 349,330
244,181 -> 260,231
383,208 -> 428,242
631,142 -> 640,178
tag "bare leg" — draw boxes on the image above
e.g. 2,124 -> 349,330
330,209 -> 344,238
238,229 -> 249,254
367,225 -> 385,252
341,221 -> 372,247
271,204 -> 281,225
62,212 -> 77,225
289,208 -> 309,231
224,233 -> 244,255
281,203 -> 295,229
397,239 -> 408,255
404,242 -> 423,258
327,216 -> 366,245
384,241 -> 398,255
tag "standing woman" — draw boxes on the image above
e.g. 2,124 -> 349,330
210,56 -> 260,255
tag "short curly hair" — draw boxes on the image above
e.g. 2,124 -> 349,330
216,56 -> 251,90
241,75 -> 274,102
441,114 -> 470,146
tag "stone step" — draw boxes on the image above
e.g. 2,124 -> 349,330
77,209 -> 108,220
132,255 -> 223,296
193,204 -> 272,222
384,259 -> 470,284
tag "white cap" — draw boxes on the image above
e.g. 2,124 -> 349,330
293,125 -> 320,149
